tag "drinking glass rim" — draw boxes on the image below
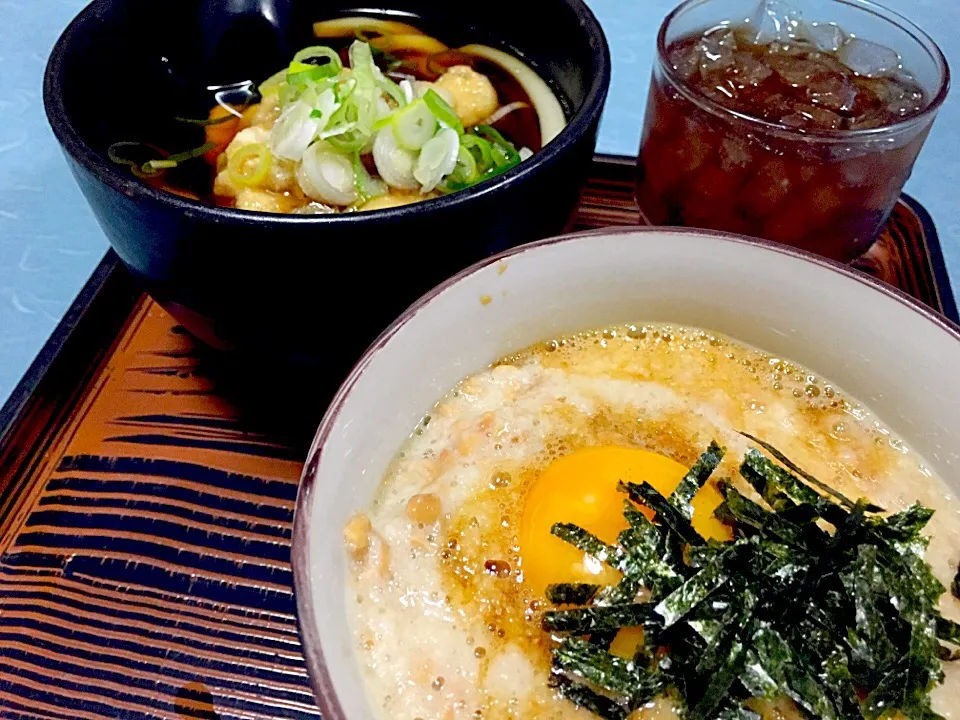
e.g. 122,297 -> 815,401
657,0 -> 951,142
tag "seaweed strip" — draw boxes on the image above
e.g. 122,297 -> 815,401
553,637 -> 640,696
841,545 -> 900,676
551,523 -> 617,563
936,615 -> 960,646
543,604 -> 652,635
687,591 -> 757,719
614,525 -> 683,598
654,540 -> 747,627
668,441 -> 724,520
740,450 -> 848,527
547,583 -> 601,606
619,481 -> 704,546
551,675 -> 628,720
750,625 -> 842,720
880,503 -> 936,542
715,705 -> 762,720
740,431 -> 882,512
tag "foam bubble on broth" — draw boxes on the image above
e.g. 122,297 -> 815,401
343,323 -> 960,719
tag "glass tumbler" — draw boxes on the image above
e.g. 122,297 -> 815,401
635,0 -> 949,262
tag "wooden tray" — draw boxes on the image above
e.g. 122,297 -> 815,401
0,156 -> 955,719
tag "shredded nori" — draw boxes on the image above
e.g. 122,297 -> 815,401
669,440 -> 725,520
547,583 -> 602,606
551,523 -> 615,561
553,637 -> 642,696
543,603 -> 651,634
543,439 -> 959,720
551,675 -> 628,720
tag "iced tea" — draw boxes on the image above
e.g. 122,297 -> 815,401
637,0 -> 948,261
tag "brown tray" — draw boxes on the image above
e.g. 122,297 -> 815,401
0,156 -> 954,719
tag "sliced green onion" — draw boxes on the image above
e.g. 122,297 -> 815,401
106,141 -> 139,161
109,141 -> 214,178
491,144 -> 514,168
460,134 -> 494,172
271,100 -> 320,160
307,88 -> 341,132
259,68 -> 287,96
326,129 -> 368,153
319,121 -> 358,140
349,40 -> 378,87
423,89 -> 463,135
161,141 -> 217,164
292,45 -> 343,73
174,113 -> 239,126
377,74 -> 407,109
476,124 -> 521,165
391,99 -> 437,151
107,142 -> 157,177
373,114 -> 394,132
325,97 -> 369,152
287,65 -> 337,88
142,159 -> 178,171
414,127 -> 459,192
437,145 -> 480,192
297,142 -> 358,206
279,83 -> 300,106
352,151 -> 387,202
438,178 -> 471,193
227,142 -> 272,187
474,124 -> 521,171
288,60 -> 314,74
372,127 -> 418,190
142,142 -> 215,173
338,77 -> 358,102
450,145 -> 478,183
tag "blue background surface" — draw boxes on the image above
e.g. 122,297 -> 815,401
0,0 -> 957,405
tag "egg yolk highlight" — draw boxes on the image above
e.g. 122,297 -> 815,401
519,446 -> 732,600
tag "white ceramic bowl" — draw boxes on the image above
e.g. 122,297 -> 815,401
291,227 -> 960,719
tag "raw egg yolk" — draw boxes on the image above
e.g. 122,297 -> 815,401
519,446 -> 732,600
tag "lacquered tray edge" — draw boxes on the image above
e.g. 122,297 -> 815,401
0,250 -> 139,530
900,193 -> 959,324
0,253 -> 125,443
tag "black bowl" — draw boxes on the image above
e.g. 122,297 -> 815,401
43,0 -> 611,373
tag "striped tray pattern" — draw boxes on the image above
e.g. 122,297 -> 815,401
0,300 -> 318,720
0,157 -> 952,718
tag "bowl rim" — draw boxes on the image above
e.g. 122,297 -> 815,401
42,0 -> 611,227
290,225 -> 960,719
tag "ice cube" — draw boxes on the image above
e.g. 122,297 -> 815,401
864,75 -> 926,119
761,93 -> 796,121
768,39 -> 815,56
733,51 -> 774,87
807,22 -> 847,52
669,39 -> 702,81
838,38 -> 901,78
750,0 -> 805,45
768,55 -> 829,87
779,104 -> 843,130
702,78 -> 740,107
699,26 -> 738,70
807,73 -> 858,113
848,105 -> 889,130
719,136 -> 752,170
